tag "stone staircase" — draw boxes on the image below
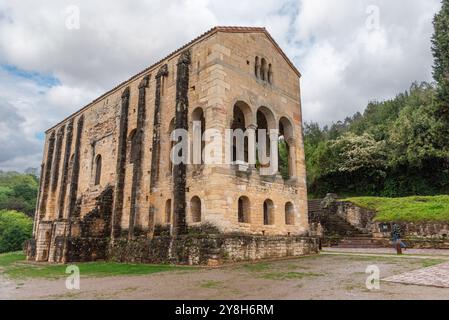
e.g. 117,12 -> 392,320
337,234 -> 389,248
308,197 -> 390,248
308,199 -> 362,237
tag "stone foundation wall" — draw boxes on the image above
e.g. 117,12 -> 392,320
333,201 -> 449,239
82,235 -> 320,265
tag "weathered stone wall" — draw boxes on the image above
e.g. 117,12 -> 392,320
108,234 -> 319,265
30,28 -> 311,263
334,201 -> 376,234
329,201 -> 449,242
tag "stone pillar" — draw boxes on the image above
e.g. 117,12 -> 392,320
32,162 -> 45,237
149,65 -> 168,193
68,115 -> 84,219
172,50 -> 191,236
57,119 -> 74,219
286,137 -> 297,178
111,88 -> 130,240
51,126 -> 65,193
246,123 -> 257,170
148,65 -> 168,236
129,75 -> 150,239
38,131 -> 56,220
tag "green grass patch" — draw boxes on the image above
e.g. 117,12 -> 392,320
261,271 -> 324,280
0,252 -> 194,279
0,251 -> 24,267
199,280 -> 224,289
242,262 -> 272,272
343,195 -> 449,222
421,259 -> 445,268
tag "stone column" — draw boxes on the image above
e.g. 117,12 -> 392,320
148,65 -> 168,237
38,131 -> 56,220
57,119 -> 74,219
129,75 -> 150,239
32,162 -> 45,237
172,50 -> 191,236
111,88 -> 130,240
67,115 -> 84,219
51,126 -> 65,193
286,137 -> 297,178
149,65 -> 168,193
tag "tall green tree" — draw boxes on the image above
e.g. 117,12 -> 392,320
432,0 -> 449,118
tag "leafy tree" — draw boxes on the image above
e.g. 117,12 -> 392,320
304,82 -> 449,198
0,210 -> 33,253
432,0 -> 449,119
328,132 -> 387,175
0,172 -> 39,217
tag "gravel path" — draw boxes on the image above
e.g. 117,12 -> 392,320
1,252 -> 448,300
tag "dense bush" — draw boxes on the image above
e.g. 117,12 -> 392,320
0,210 -> 33,253
0,171 -> 39,217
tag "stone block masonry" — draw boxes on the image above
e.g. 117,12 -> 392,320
108,235 -> 319,265
28,27 -> 315,264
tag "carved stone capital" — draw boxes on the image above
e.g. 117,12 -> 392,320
121,86 -> 130,99
246,123 -> 258,130
178,49 -> 191,66
156,64 -> 168,78
286,137 -> 296,145
138,74 -> 150,89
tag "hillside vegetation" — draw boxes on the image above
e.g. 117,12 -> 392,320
344,195 -> 449,222
0,171 -> 39,217
305,1 -> 449,199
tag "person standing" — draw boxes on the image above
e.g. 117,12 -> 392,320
391,223 -> 406,254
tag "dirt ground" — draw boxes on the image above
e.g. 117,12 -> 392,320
2,249 -> 449,300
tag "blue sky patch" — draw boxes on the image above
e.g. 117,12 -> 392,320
1,64 -> 60,88
35,132 -> 45,141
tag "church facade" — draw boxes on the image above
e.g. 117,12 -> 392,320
27,27 -> 315,264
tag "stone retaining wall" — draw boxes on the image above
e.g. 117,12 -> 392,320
334,201 -> 449,240
61,235 -> 320,265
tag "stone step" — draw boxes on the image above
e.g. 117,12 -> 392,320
336,237 -> 388,248
337,243 -> 385,248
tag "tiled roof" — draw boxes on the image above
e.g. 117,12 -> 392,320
46,26 -> 300,133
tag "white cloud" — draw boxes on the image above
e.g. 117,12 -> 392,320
294,0 -> 441,124
0,0 -> 442,170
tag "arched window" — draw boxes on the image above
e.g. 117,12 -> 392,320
231,101 -> 252,164
165,199 -> 172,223
260,58 -> 267,81
256,107 -> 276,173
191,196 -> 202,223
263,199 -> 274,225
279,117 -> 295,179
94,155 -> 102,185
268,64 -> 273,84
285,202 -> 295,225
192,108 -> 205,165
238,196 -> 250,223
254,56 -> 260,78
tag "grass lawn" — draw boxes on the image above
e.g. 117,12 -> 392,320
0,252 -> 194,280
343,195 -> 449,222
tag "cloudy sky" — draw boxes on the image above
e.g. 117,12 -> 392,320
0,0 -> 442,171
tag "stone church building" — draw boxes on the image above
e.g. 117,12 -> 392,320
27,27 -> 317,264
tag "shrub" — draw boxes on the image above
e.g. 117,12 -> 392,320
0,210 -> 33,253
